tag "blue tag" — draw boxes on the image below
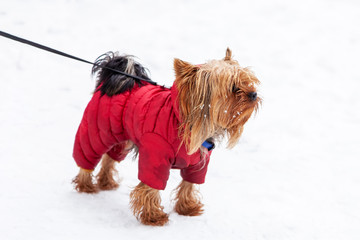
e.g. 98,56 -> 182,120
202,140 -> 215,151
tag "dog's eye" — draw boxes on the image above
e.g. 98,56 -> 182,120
232,86 -> 240,93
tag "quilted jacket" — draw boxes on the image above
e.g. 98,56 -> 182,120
73,83 -> 211,190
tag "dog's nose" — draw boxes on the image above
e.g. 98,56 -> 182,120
248,92 -> 257,101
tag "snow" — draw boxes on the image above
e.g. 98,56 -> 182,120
1,0 -> 360,239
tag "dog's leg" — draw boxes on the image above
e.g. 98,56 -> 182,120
130,182 -> 169,226
72,168 -> 98,193
96,141 -> 133,190
174,180 -> 204,216
96,154 -> 120,191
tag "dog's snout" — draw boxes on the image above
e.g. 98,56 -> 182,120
248,92 -> 257,101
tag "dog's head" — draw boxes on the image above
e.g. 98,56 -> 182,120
174,48 -> 261,154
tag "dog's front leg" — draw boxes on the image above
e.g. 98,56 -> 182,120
174,180 -> 204,216
130,182 -> 169,226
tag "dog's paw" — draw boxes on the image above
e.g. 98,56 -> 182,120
96,175 -> 120,191
130,182 -> 169,226
72,178 -> 98,193
140,210 -> 169,226
173,180 -> 204,216
175,201 -> 204,216
72,169 -> 98,193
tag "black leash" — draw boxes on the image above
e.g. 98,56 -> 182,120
0,30 -> 150,82
0,30 -> 216,151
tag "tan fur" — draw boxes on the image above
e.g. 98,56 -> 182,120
96,154 -> 120,190
130,182 -> 169,226
72,168 -> 98,193
174,48 -> 261,154
174,180 -> 204,216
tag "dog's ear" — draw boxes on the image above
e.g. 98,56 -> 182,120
224,48 -> 232,61
174,58 -> 198,79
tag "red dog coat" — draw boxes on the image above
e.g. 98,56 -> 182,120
73,83 -> 211,190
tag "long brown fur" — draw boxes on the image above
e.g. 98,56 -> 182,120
174,48 -> 261,154
72,168 -> 98,193
174,180 -> 204,216
96,154 -> 120,190
130,182 -> 169,226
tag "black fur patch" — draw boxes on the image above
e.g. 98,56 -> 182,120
92,52 -> 156,96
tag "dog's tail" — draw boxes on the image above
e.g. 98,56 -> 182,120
92,52 -> 155,96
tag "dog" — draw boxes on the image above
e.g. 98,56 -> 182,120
72,48 -> 261,226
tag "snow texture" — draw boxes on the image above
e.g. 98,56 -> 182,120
1,0 -> 359,239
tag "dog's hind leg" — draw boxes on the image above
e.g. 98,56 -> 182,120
72,168 -> 98,193
96,141 -> 133,190
173,180 -> 204,216
96,154 -> 120,190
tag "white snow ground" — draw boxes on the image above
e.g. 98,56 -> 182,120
1,0 -> 360,239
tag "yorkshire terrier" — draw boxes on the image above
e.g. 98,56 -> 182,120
72,48 -> 261,226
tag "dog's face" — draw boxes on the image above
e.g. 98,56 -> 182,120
174,48 -> 261,154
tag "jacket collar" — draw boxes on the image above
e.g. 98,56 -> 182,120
170,83 -> 181,121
